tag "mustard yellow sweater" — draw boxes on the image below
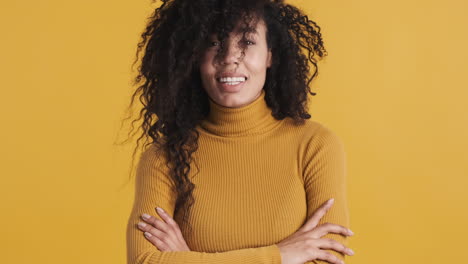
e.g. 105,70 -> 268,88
126,89 -> 350,263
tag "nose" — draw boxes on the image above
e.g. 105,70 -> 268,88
218,40 -> 243,65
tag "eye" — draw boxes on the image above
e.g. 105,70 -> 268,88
245,40 -> 255,45
210,41 -> 220,47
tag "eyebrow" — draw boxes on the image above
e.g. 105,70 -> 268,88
235,28 -> 258,35
209,28 -> 259,39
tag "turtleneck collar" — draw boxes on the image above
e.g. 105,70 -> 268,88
197,89 -> 282,137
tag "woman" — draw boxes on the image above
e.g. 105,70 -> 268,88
125,0 -> 354,263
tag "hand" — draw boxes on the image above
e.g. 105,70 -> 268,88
137,207 -> 191,252
275,198 -> 355,264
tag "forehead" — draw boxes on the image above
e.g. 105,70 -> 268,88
210,19 -> 267,38
235,19 -> 266,34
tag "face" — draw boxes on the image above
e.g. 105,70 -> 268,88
199,19 -> 272,108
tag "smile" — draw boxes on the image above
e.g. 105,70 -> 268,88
216,77 -> 247,92
216,77 -> 248,84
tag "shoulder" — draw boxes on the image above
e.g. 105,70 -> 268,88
299,120 -> 347,179
137,143 -> 169,174
283,118 -> 343,145
297,119 -> 345,155
134,143 -> 177,187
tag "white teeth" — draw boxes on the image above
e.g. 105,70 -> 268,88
225,82 -> 241,85
219,77 -> 246,83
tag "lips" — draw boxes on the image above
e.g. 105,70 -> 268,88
217,78 -> 246,92
216,77 -> 247,83
216,72 -> 248,80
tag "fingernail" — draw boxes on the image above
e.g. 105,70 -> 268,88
156,207 -> 164,214
348,248 -> 355,255
328,198 -> 335,204
142,213 -> 151,220
144,232 -> 152,237
348,229 -> 354,235
138,222 -> 147,228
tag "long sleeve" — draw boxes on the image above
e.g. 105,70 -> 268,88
302,126 -> 350,264
126,145 -> 282,264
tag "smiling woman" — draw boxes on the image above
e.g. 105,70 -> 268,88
125,0 -> 353,264
199,18 -> 272,107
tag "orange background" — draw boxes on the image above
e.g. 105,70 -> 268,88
1,0 -> 467,263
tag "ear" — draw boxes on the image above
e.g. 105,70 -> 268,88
267,49 -> 272,68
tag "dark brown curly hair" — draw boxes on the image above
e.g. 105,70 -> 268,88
120,0 -> 327,235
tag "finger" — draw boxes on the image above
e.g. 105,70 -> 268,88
137,220 -> 166,241
312,222 -> 353,238
316,238 -> 354,256
155,207 -> 186,242
142,212 -> 171,234
156,207 -> 180,230
143,231 -> 169,251
300,198 -> 334,232
138,221 -> 178,250
141,210 -> 171,233
141,212 -> 182,250
137,221 -> 166,237
315,250 -> 345,264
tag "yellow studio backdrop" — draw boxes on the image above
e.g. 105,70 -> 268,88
1,0 -> 466,263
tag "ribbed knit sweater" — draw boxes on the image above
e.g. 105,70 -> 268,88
126,89 -> 350,264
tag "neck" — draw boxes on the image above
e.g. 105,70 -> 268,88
197,90 -> 281,137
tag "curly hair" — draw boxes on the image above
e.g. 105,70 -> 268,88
123,0 -> 327,235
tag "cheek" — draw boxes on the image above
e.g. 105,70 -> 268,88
199,58 -> 214,81
245,51 -> 270,74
